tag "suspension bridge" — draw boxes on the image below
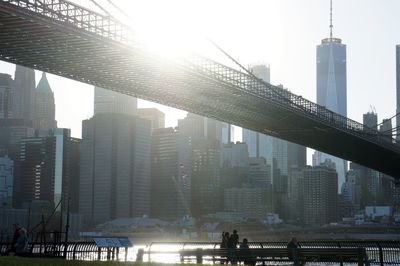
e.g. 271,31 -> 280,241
0,0 -> 399,178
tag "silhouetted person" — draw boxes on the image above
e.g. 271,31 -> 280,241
287,237 -> 301,266
15,227 -> 28,255
221,231 -> 229,248
220,232 -> 230,264
228,229 -> 239,264
239,238 -> 255,265
6,223 -> 21,254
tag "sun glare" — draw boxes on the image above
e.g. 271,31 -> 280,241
117,0 -> 283,72
124,1 -> 207,59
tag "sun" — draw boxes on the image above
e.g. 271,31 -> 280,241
120,0 -> 208,59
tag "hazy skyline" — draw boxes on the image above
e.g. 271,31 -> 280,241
0,0 -> 399,143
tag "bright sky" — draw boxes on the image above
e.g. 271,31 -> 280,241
0,0 -> 399,147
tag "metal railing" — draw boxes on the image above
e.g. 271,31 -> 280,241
0,241 -> 132,261
1,240 -> 399,264
149,240 -> 400,265
185,55 -> 400,152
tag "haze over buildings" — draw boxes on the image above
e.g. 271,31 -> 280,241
1,0 -> 400,237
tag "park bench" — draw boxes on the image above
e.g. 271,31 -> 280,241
179,247 -> 368,266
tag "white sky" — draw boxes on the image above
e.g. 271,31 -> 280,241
0,0 -> 399,149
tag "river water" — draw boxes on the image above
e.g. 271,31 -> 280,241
103,243 -> 374,265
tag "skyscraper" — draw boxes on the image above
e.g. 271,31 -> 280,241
314,1 -> 347,190
34,72 -> 57,129
303,161 -> 338,225
178,113 -> 224,143
220,142 -> 249,189
380,119 -> 393,141
12,65 -> 35,122
242,64 -> 272,162
363,109 -> 378,129
0,74 -> 13,119
250,64 -> 270,82
0,155 -> 13,208
221,142 -> 249,168
248,157 -> 271,188
151,128 -> 191,220
191,139 -> 221,217
94,86 -> 137,116
80,86 -> 149,226
79,113 -> 151,226
16,128 -> 80,210
137,108 -> 165,132
288,167 -> 305,222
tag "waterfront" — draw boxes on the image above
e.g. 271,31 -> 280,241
1,240 -> 400,265
20,240 -> 393,264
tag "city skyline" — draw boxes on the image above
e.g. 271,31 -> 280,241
0,1 -> 399,147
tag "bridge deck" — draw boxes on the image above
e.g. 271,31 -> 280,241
1,0 -> 400,177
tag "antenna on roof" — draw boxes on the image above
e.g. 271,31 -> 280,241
330,0 -> 333,40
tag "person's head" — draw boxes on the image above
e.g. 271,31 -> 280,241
233,229 -> 237,234
243,238 -> 248,244
224,232 -> 230,237
19,228 -> 27,236
13,223 -> 21,230
291,237 -> 298,244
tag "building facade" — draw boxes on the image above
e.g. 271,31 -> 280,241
16,128 -> 80,211
221,142 -> 249,168
94,86 -> 137,116
303,162 -> 338,225
178,113 -> 224,143
191,139 -> 221,217
137,108 -> 165,132
224,186 -> 271,218
0,74 -> 13,119
0,155 -> 13,208
79,113 -> 151,226
151,128 -> 191,220
12,65 -> 35,122
34,73 -> 57,129
314,35 -> 347,191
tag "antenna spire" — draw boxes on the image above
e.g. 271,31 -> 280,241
329,0 -> 333,39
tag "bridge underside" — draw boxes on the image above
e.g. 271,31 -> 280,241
0,1 -> 400,178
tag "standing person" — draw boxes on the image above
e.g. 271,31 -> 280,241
287,237 -> 301,266
6,223 -> 21,254
15,227 -> 28,255
221,231 -> 229,248
228,229 -> 239,264
220,232 -> 230,264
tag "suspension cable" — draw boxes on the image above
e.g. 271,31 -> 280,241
206,38 -> 296,106
370,112 -> 400,129
88,0 -> 112,17
105,0 -> 133,21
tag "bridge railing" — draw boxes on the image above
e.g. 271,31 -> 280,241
2,0 -> 133,43
186,55 -> 399,152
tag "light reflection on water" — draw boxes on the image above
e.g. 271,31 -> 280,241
121,243 -> 349,265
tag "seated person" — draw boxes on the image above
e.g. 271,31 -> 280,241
239,238 -> 255,266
